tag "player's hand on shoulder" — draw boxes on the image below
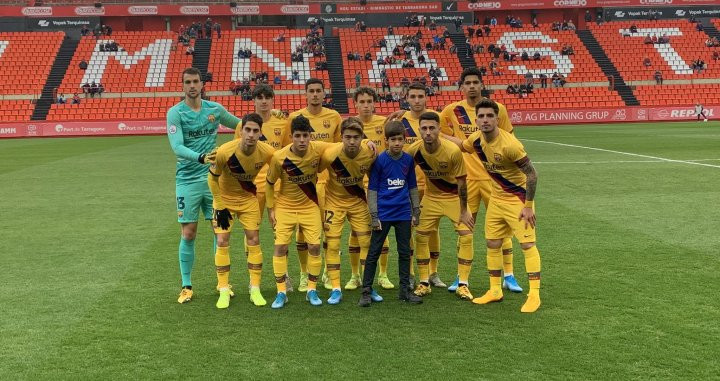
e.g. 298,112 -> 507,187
386,110 -> 405,121
214,208 -> 233,230
271,109 -> 288,120
200,147 -> 218,164
366,140 -> 378,156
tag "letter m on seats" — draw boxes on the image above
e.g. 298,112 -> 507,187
81,39 -> 172,87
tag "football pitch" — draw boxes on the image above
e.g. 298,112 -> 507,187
1,121 -> 718,379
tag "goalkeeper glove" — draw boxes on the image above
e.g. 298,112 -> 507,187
214,208 -> 232,230
198,148 -> 218,164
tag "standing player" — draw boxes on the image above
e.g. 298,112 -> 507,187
209,113 -> 275,308
349,87 -> 394,290
318,117 -> 378,304
695,102 -> 708,122
460,98 -> 542,313
284,78 -> 343,292
395,83 -> 444,289
167,67 -> 242,304
406,112 -> 475,299
440,67 -> 523,293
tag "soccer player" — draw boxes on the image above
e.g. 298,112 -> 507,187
167,67 -> 242,304
406,112 -> 475,299
440,67 -> 523,293
209,113 -> 275,308
695,102 -> 708,122
318,117 -> 378,304
359,121 -> 423,307
284,78 -> 343,292
233,84 -> 293,291
350,87 -> 394,290
460,98 -> 542,313
395,83 -> 445,289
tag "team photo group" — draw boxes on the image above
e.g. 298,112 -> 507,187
167,66 -> 543,313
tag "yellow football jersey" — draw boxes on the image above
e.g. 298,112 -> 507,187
283,107 -> 342,145
400,110 -> 440,187
360,114 -> 387,152
462,128 -> 529,204
233,114 -> 288,189
266,141 -> 336,210
406,138 -> 466,200
210,140 -> 275,207
319,142 -> 376,208
440,100 -> 514,181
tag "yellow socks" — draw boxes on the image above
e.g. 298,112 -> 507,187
502,238 -> 514,276
215,245 -> 231,290
349,234 -> 360,276
325,237 -> 341,290
246,244 -> 262,288
415,233 -> 430,283
523,245 -> 541,295
273,255 -> 287,293
357,233 -> 371,275
457,234 -> 473,284
379,240 -> 390,275
487,247 -> 503,290
297,231 -> 308,274
429,231 -> 440,274
307,252 -> 322,291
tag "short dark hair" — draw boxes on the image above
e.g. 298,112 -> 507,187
305,78 -> 324,90
242,113 -> 263,129
341,116 -> 364,136
419,111 -> 440,124
353,86 -> 377,102
407,82 -> 426,94
460,67 -> 483,84
252,84 -> 274,99
182,67 -> 202,80
384,120 -> 405,139
291,115 -> 312,133
475,98 -> 499,116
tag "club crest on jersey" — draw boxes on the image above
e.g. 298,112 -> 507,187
439,161 -> 448,169
360,165 -> 369,173
177,210 -> 183,218
274,128 -> 282,136
311,159 -> 319,168
255,162 -> 264,169
208,114 -> 216,123
375,126 -> 383,135
494,153 -> 503,162
323,120 -> 330,129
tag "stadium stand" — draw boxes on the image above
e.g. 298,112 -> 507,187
491,87 -> 624,110
48,97 -> 177,121
0,32 -> 64,95
58,31 -> 193,95
589,20 -> 720,81
205,29 -> 329,93
0,100 -> 36,122
634,83 -> 720,106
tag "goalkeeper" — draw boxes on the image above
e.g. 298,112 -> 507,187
167,67 -> 242,304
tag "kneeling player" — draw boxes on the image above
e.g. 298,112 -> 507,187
459,99 -> 542,313
209,113 -> 275,308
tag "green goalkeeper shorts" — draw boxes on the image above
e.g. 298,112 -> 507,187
175,181 -> 213,223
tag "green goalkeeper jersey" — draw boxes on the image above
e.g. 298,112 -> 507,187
166,99 -> 241,185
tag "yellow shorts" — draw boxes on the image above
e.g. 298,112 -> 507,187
212,199 -> 261,234
485,200 -> 536,243
468,179 -> 492,214
416,197 -> 471,233
274,206 -> 323,245
323,199 -> 371,238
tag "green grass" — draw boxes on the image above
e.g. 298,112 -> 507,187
1,122 -> 719,379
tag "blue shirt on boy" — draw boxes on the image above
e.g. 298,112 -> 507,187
368,151 -> 417,221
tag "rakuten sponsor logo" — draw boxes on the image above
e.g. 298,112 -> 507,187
231,5 -> 260,15
75,6 -> 105,16
180,6 -> 209,15
21,7 -> 52,16
553,0 -> 587,6
467,2 -> 501,9
128,6 -> 158,15
281,5 -> 310,14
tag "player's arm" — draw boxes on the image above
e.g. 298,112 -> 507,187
265,155 -> 281,228
407,157 -> 420,226
208,152 -> 232,229
333,114 -> 343,142
360,139 -> 378,157
217,104 -> 242,130
281,116 -> 293,146
167,109 -> 215,163
453,149 -> 474,229
233,121 -> 242,140
367,162 -> 382,230
458,131 -> 480,153
517,156 -> 537,229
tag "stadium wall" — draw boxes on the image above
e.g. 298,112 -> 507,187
1,105 -> 716,139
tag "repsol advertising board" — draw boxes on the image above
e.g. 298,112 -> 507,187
605,6 -> 720,20
302,12 -> 471,27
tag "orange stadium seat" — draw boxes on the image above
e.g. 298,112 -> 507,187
634,83 -> 720,106
0,32 -> 64,96
0,100 -> 36,122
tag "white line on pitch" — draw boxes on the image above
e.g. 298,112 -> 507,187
524,139 -> 720,169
